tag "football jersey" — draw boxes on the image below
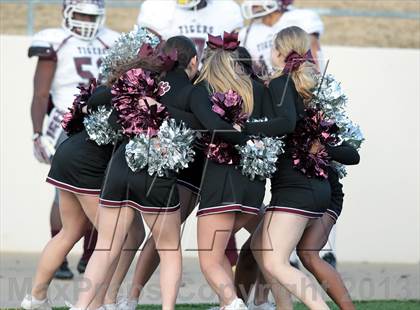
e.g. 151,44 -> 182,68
239,8 -> 324,75
30,27 -> 119,111
137,0 -> 243,59
29,27 -> 119,146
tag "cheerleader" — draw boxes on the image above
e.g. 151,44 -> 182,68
109,35 -> 201,310
171,32 -> 271,309
21,85 -> 144,310
72,43 -> 198,310
236,143 -> 360,310
296,142 -> 360,310
242,26 -> 331,309
21,27 -> 164,310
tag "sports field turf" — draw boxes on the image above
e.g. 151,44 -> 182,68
42,300 -> 420,310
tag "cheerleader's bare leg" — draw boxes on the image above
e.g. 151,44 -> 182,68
197,213 -> 253,306
251,223 -> 293,310
31,190 -> 95,300
97,213 -> 146,307
126,185 -> 198,303
75,206 -> 136,309
259,211 -> 329,310
297,214 -> 355,310
142,210 -> 182,310
235,215 -> 262,302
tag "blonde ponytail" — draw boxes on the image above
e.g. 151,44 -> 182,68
195,48 -> 254,116
271,26 -> 317,104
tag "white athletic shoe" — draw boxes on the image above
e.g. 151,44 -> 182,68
248,302 -> 275,310
21,295 -> 52,310
98,304 -> 117,310
64,300 -> 85,310
116,298 -> 138,310
222,298 -> 248,310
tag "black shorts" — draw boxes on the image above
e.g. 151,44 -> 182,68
47,130 -> 115,195
99,142 -> 180,213
197,160 -> 265,217
267,156 -> 331,219
325,167 -> 344,222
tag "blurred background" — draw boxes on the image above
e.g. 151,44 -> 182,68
1,0 -> 420,47
0,0 -> 419,307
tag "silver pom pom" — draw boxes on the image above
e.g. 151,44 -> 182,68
155,119 -> 196,173
125,119 -> 195,177
247,117 -> 268,123
311,74 -> 365,150
99,26 -> 160,83
331,161 -> 347,179
83,106 -> 120,145
237,137 -> 285,181
341,121 -> 364,149
125,134 -> 151,173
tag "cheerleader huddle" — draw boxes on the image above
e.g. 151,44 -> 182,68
22,26 -> 363,310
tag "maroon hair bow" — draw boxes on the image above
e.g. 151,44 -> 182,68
159,48 -> 178,72
137,43 -> 178,72
282,49 -> 315,74
207,31 -> 240,51
137,43 -> 155,58
280,0 -> 294,11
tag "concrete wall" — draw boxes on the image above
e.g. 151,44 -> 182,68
1,35 -> 419,263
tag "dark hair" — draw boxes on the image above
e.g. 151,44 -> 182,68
105,57 -> 164,87
163,36 -> 197,70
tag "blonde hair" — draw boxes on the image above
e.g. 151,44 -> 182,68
272,26 -> 317,104
195,48 -> 254,115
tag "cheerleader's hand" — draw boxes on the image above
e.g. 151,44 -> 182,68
252,139 -> 264,149
143,97 -> 160,106
233,123 -> 242,132
33,136 -> 52,164
309,139 -> 324,154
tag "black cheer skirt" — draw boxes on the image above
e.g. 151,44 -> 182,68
99,142 -> 180,213
47,130 -> 115,195
197,160 -> 265,217
267,155 -> 331,218
176,147 -> 205,194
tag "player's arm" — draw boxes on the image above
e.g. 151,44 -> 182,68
31,59 -> 56,134
30,59 -> 56,163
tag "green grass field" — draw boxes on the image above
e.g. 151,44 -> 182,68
43,300 -> 420,310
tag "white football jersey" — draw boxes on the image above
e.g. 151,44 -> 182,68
30,27 -> 119,111
137,0 -> 243,58
30,27 -> 119,145
239,8 -> 324,75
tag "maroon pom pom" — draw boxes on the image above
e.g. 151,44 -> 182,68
111,68 -> 169,137
202,90 -> 248,165
62,79 -> 97,135
287,107 -> 339,178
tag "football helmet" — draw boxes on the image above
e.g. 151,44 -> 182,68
241,0 -> 293,19
62,0 -> 105,40
176,0 -> 202,9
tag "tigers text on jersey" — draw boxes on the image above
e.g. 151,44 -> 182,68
137,0 -> 243,58
29,27 -> 119,112
239,8 -> 323,74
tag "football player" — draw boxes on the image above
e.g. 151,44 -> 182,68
239,0 -> 325,76
137,0 -> 243,60
28,0 -> 119,279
